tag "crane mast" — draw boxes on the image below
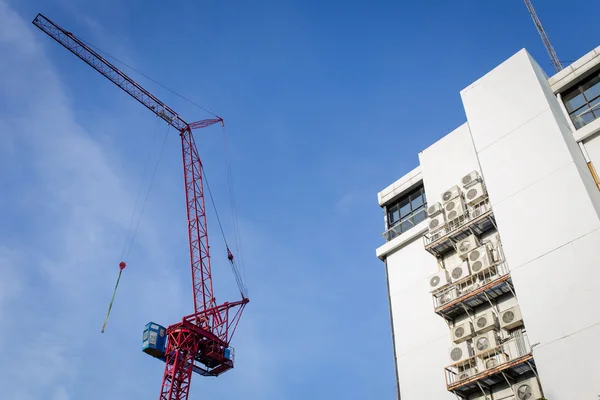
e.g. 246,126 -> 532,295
524,0 -> 563,73
32,13 -> 248,400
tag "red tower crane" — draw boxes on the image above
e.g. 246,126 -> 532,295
32,13 -> 249,400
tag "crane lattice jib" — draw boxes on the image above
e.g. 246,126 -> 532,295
32,13 -> 222,316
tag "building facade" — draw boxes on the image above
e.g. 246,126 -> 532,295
376,46 -> 600,400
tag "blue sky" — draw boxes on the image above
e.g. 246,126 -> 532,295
0,1 -> 598,399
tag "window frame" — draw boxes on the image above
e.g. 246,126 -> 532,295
562,71 -> 600,129
386,185 -> 427,237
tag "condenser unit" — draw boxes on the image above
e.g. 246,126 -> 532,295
474,310 -> 498,334
464,182 -> 488,206
461,170 -> 482,188
473,331 -> 500,356
468,245 -> 493,274
457,235 -> 480,259
482,354 -> 506,370
514,377 -> 543,400
452,321 -> 474,344
438,287 -> 459,306
429,270 -> 450,292
450,262 -> 471,283
449,341 -> 473,364
428,213 -> 446,233
456,367 -> 477,381
500,305 -> 523,331
427,202 -> 443,217
442,185 -> 461,203
444,196 -> 466,221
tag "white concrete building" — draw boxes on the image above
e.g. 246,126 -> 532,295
376,46 -> 600,400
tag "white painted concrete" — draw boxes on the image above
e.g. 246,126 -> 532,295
418,123 -> 480,204
377,45 -> 600,400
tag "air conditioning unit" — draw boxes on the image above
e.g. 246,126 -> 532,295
457,235 -> 479,259
450,262 -> 471,283
514,377 -> 543,400
461,170 -> 482,188
444,196 -> 466,221
474,310 -> 498,334
465,182 -> 488,206
442,185 -> 461,203
438,287 -> 459,306
449,341 -> 473,364
452,321 -> 474,344
429,270 -> 450,292
473,331 -> 500,356
500,305 -> 524,331
428,213 -> 446,232
482,355 -> 503,370
456,367 -> 477,381
427,202 -> 443,217
468,245 -> 493,274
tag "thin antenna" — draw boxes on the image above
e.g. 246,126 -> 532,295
524,0 -> 563,72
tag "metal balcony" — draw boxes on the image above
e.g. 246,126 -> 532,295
432,261 -> 513,321
423,198 -> 496,257
445,333 -> 536,398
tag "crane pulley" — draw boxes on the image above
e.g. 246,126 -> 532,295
32,13 -> 249,400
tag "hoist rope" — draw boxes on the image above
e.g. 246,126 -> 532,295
119,117 -> 161,261
201,166 -> 248,298
222,125 -> 247,289
123,123 -> 171,261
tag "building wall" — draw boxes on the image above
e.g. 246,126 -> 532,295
385,233 -> 455,399
379,46 -> 600,400
460,49 -> 600,399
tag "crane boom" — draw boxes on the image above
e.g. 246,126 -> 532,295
524,0 -> 563,72
32,13 -> 248,400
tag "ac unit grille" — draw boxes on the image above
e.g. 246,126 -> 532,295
440,294 -> 452,304
469,250 -> 480,262
430,276 -> 440,287
448,210 -> 458,220
516,383 -> 533,399
462,175 -> 472,186
472,261 -> 483,272
443,191 -> 453,202
466,188 -> 478,200
450,348 -> 463,361
445,202 -> 455,212
476,337 -> 490,351
485,358 -> 497,369
459,241 -> 472,253
454,327 -> 465,338
477,317 -> 487,328
451,267 -> 463,280
427,205 -> 438,216
429,219 -> 440,230
503,311 -> 515,323
458,372 -> 470,380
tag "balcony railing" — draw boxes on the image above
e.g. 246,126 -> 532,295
431,241 -> 509,310
445,332 -> 532,390
382,208 -> 427,241
423,198 -> 493,247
